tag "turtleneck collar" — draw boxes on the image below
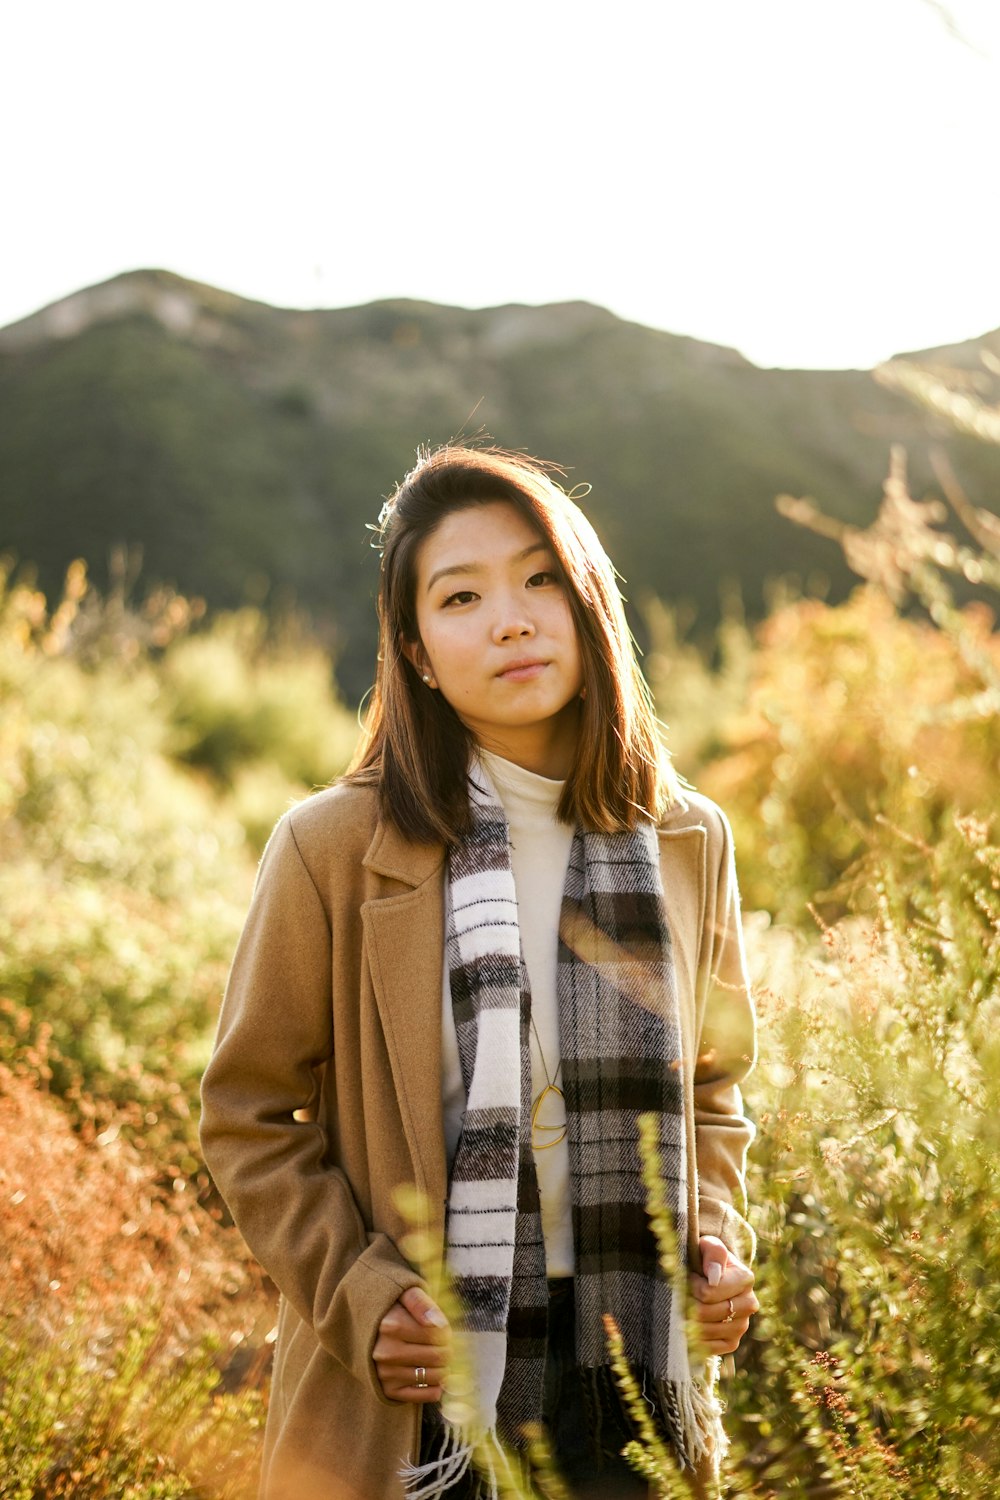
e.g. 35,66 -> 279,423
477,748 -> 566,821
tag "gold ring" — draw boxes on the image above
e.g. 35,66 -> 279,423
415,1366 -> 429,1389
723,1298 -> 735,1324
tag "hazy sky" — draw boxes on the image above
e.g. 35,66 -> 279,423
4,0 -> 998,369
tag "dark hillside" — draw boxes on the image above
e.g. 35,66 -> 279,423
2,269 -> 997,697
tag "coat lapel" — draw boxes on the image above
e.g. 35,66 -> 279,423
657,822 -> 706,1009
360,819 -> 449,1226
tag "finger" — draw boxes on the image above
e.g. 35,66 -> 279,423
400,1285 -> 449,1330
689,1263 -> 755,1302
692,1251 -> 752,1283
698,1235 -> 730,1288
378,1305 -> 451,1347
700,1305 -> 755,1351
373,1335 -> 450,1367
378,1365 -> 449,1396
700,1328 -> 749,1356
377,1361 -> 449,1389
697,1310 -> 753,1346
693,1290 -> 759,1326
694,1289 -> 758,1321
396,1384 -> 446,1404
692,1296 -> 758,1356
377,1374 -> 447,1405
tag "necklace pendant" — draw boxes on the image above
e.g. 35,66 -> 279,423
531,1082 -> 567,1151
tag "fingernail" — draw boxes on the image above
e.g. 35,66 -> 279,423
707,1264 -> 722,1287
423,1307 -> 448,1327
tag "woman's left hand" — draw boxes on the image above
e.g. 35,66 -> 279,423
688,1235 -> 758,1356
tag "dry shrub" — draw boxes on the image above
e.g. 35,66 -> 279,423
698,586 -> 1000,920
0,1058 -> 273,1498
0,566 -> 277,1494
0,1062 -> 268,1352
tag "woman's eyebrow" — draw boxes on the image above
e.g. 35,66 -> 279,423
425,541 -> 550,593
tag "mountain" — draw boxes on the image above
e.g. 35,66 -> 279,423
1,268 -> 997,699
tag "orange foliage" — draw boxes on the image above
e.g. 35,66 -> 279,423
0,1064 -> 273,1379
699,587 -> 1000,916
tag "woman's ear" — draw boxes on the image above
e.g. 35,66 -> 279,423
400,633 -> 437,690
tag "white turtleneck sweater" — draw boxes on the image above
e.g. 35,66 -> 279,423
441,749 -> 576,1277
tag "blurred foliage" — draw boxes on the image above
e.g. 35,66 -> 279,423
652,453 -> 1000,924
160,606 -> 359,807
718,806 -> 1000,1496
638,447 -> 1000,1495
0,1037 -> 271,1498
0,560 -> 358,1169
0,565 -> 247,1153
644,583 -> 756,777
697,585 -> 1000,922
0,1309 -> 264,1499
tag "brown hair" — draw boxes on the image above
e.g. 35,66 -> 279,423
345,444 -> 680,844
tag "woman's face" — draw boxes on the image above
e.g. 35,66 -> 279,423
403,501 -> 585,777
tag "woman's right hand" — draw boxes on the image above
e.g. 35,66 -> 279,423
373,1286 -> 452,1403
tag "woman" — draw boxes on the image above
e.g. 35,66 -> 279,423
200,445 -> 757,1500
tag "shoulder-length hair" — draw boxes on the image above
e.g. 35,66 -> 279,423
344,443 -> 680,844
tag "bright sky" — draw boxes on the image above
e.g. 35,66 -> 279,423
4,0 -> 998,369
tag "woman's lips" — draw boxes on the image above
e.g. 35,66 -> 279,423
497,659 -> 547,682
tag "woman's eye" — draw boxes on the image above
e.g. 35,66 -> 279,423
442,590 -> 477,607
526,571 -> 558,588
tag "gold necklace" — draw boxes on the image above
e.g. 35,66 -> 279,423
529,1014 -> 567,1151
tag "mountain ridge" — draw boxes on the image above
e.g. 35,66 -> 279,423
2,269 -> 997,698
0,269 -> 755,366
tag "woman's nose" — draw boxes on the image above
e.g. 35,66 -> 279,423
491,601 -> 535,643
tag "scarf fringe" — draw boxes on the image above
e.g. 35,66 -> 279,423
651,1370 -> 728,1472
402,1370 -> 726,1498
595,1358 -> 726,1474
400,1424 -> 502,1500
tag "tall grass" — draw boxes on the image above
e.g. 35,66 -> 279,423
707,452 -> 1000,1496
0,1311 -> 265,1500
720,808 -> 1000,1497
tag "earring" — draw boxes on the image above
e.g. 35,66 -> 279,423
422,674 -> 432,684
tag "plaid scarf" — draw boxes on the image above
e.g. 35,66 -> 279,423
403,770 -> 720,1498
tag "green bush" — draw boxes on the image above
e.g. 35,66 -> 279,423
638,457 -> 1000,1495
161,607 -> 359,795
0,567 -> 360,1145
694,586 -> 1000,922
0,567 -> 255,1165
710,808 -> 1000,1497
0,1307 -> 264,1500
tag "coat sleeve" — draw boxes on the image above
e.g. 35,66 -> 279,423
693,807 -> 757,1265
199,815 -> 422,1405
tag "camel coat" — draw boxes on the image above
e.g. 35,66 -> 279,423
199,781 -> 756,1500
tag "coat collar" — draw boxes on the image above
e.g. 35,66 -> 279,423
362,816 -> 446,887
361,786 -> 696,882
